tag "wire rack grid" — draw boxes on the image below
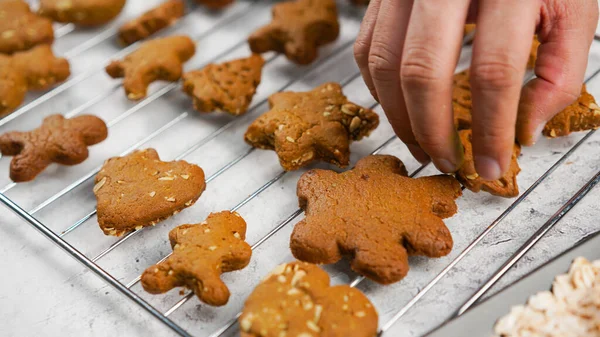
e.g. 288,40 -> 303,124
2,1 -> 600,337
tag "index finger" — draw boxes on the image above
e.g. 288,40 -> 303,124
469,0 -> 540,180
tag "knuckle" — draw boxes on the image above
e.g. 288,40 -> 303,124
474,124 -> 513,145
471,59 -> 521,91
367,40 -> 401,82
400,45 -> 445,88
353,38 -> 370,65
413,128 -> 447,153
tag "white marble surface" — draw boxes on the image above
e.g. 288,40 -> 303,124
1,1 -> 600,337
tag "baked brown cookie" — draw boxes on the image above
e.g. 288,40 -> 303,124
543,85 -> 600,138
182,54 -> 264,115
240,261 -> 378,337
194,0 -> 234,9
141,211 -> 251,306
118,0 -> 185,46
456,130 -> 521,198
464,24 -> 476,36
38,0 -> 126,26
290,155 -> 462,284
0,0 -> 54,54
0,45 -> 70,117
349,0 -> 369,5
528,36 -> 540,69
94,149 -> 206,236
0,114 -> 107,182
106,35 -> 195,100
453,70 -> 472,130
248,0 -> 340,65
244,82 -> 379,171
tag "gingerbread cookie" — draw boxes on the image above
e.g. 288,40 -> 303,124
248,0 -> 340,65
528,36 -> 540,69
38,0 -> 126,26
0,114 -> 107,182
94,149 -> 205,236
182,54 -> 264,115
105,35 -> 195,100
453,70 -> 472,130
464,24 -> 476,36
118,0 -> 185,46
456,130 -> 521,198
0,45 -> 70,117
240,261 -> 378,337
0,0 -> 54,54
290,155 -> 462,284
245,82 -> 379,171
141,211 -> 251,306
543,85 -> 600,138
194,0 -> 234,9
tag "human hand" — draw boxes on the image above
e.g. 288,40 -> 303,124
354,0 -> 598,180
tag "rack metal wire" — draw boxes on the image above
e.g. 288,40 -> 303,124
2,1 -> 600,336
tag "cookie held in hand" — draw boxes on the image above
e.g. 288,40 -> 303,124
456,130 -> 521,198
248,0 -> 339,65
0,45 -> 70,117
182,54 -> 264,115
0,114 -> 107,182
106,35 -> 196,100
244,82 -> 379,170
543,85 -> 600,138
118,0 -> 185,46
141,211 -> 251,306
291,155 -> 462,284
0,0 -> 54,54
240,261 -> 378,337
39,0 -> 126,26
94,149 -> 206,236
452,70 -> 472,130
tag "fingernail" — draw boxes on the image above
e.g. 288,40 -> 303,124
434,158 -> 458,173
474,155 -> 502,180
407,144 -> 430,164
530,123 -> 545,145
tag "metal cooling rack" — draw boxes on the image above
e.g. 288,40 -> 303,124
2,1 -> 600,336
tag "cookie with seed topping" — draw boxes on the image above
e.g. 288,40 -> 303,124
118,0 -> 185,46
39,0 -> 126,26
141,211 -> 252,306
291,155 -> 462,284
248,0 -> 339,65
94,149 -> 206,236
543,85 -> 600,138
182,54 -> 264,115
0,44 -> 70,117
244,82 -> 379,171
0,114 -> 107,182
0,0 -> 54,54
456,130 -> 521,198
105,35 -> 195,100
240,261 -> 378,337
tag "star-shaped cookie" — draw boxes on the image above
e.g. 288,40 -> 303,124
240,261 -> 378,337
182,54 -> 264,115
105,35 -> 196,100
248,0 -> 340,65
141,211 -> 252,306
94,149 -> 206,236
244,82 -> 379,171
0,0 -> 54,54
543,85 -> 600,138
0,114 -> 107,182
290,155 -> 462,284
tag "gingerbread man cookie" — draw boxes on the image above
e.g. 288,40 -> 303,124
0,114 -> 107,182
0,45 -> 70,117
240,261 -> 378,337
248,0 -> 340,65
453,70 -> 472,130
244,82 -> 379,171
194,0 -> 234,9
0,0 -> 54,54
543,85 -> 600,138
456,130 -> 521,198
106,35 -> 195,100
39,0 -> 126,26
141,211 -> 252,306
290,155 -> 462,284
118,0 -> 185,46
182,54 -> 264,115
94,149 -> 205,236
